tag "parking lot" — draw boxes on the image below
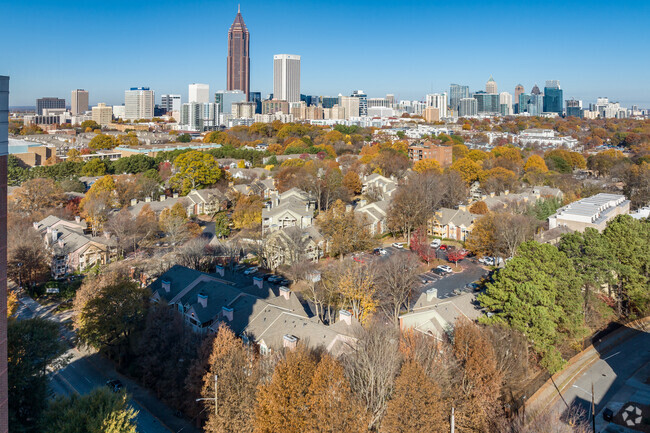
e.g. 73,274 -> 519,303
417,258 -> 489,300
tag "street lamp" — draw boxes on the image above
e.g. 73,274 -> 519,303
195,375 -> 218,417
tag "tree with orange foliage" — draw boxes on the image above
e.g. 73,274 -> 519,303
413,158 -> 442,174
469,201 -> 488,214
524,154 -> 548,173
381,360 -> 449,433
450,157 -> 483,185
342,170 -> 362,195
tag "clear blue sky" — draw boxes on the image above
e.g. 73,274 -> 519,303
1,0 -> 649,107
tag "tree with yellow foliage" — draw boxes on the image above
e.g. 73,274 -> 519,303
413,159 -> 442,174
232,195 -> 263,230
338,263 -> 377,324
491,145 -> 522,161
450,157 -> 483,185
524,154 -> 549,173
80,175 -> 117,235
342,170 -> 363,195
170,150 -> 222,195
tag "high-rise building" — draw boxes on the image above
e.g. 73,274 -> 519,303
543,80 -> 563,114
262,99 -> 289,115
473,92 -> 500,114
91,103 -> 113,125
273,54 -> 301,103
215,90 -> 246,114
0,76 -> 9,433
232,101 -> 256,118
340,96 -> 360,119
36,97 -> 65,115
227,6 -> 250,100
161,94 -> 181,113
249,92 -> 262,114
458,98 -> 478,117
425,93 -> 448,118
519,93 -> 543,115
189,83 -> 210,104
514,84 -> 525,113
367,98 -> 390,109
566,99 -> 583,118
423,107 -> 440,123
386,94 -> 395,107
321,97 -> 338,109
499,92 -> 513,116
351,90 -> 368,116
180,102 -> 220,131
531,84 -> 541,95
449,84 -> 469,114
124,87 -> 154,121
71,89 -> 89,116
486,76 -> 497,94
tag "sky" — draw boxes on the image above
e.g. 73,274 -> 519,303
1,0 -> 649,108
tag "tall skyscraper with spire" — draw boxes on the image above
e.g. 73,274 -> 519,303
486,75 -> 497,93
227,5 -> 250,100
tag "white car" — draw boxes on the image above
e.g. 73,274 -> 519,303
243,267 -> 259,275
436,265 -> 453,273
391,242 -> 404,249
378,248 -> 387,255
479,257 -> 494,265
430,239 -> 441,248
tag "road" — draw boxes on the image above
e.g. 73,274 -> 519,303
552,328 -> 650,426
16,293 -> 186,433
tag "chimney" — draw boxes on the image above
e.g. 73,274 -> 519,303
279,286 -> 291,300
339,309 -> 352,325
173,193 -> 179,198
161,279 -> 171,293
58,239 -> 65,248
32,222 -> 39,229
197,292 -> 208,308
504,190 -> 509,195
253,276 -> 263,289
75,215 -> 81,223
215,265 -> 225,277
145,197 -> 151,203
46,226 -> 52,234
490,192 -> 495,198
160,194 -> 166,202
426,288 -> 438,302
283,334 -> 298,350
222,306 -> 233,321
51,228 -> 58,243
130,198 -> 138,206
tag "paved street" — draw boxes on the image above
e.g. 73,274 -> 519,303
16,292 -> 199,433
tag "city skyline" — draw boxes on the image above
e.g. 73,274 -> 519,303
2,0 -> 650,107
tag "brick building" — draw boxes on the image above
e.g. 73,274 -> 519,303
408,143 -> 453,168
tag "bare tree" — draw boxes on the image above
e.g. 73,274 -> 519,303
105,208 -> 138,256
494,213 -> 537,259
342,322 -> 401,430
175,238 -> 212,271
7,226 -> 50,288
376,253 -> 421,325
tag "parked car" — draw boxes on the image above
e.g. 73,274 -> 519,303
243,267 -> 259,275
439,244 -> 448,250
278,278 -> 291,286
478,256 -> 494,265
430,239 -> 441,248
268,275 -> 282,283
465,282 -> 480,291
432,268 -> 447,276
436,265 -> 453,273
377,248 -> 387,255
391,242 -> 404,249
106,379 -> 123,393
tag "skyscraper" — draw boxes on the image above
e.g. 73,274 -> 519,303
161,94 -> 181,113
543,80 -> 563,114
531,84 -> 541,95
124,87 -> 154,121
36,97 -> 65,115
189,84 -> 210,104
449,84 -> 469,114
514,84 -> 524,113
425,93 -> 448,118
249,91 -> 262,114
227,6 -> 250,100
499,92 -> 513,116
351,90 -> 368,116
566,99 -> 583,118
486,76 -> 497,94
214,90 -> 245,114
459,98 -> 478,117
0,76 -> 9,433
273,54 -> 301,103
71,89 -> 89,115
472,92 -> 500,114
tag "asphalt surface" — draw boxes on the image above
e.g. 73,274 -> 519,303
418,260 -> 488,299
15,294 -> 185,433
553,328 -> 650,423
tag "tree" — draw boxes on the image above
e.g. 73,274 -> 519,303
8,226 -> 50,288
254,346 -> 317,433
450,157 -> 483,185
170,150 -> 221,195
175,238 -> 213,271
59,177 -> 86,193
105,208 -> 139,256
80,120 -> 101,131
387,179 -> 432,247
478,241 -> 586,372
80,175 -> 117,235
338,262 -> 377,324
88,134 -> 117,150
376,253 -> 420,325
159,202 -> 190,244
410,227 -> 437,265
413,158 -> 442,174
342,170 -> 362,195
523,154 -> 548,173
481,167 -> 518,194
381,360 -> 448,433
231,195 -> 263,230
75,279 -> 149,362
318,199 -> 375,257
42,387 -> 137,433
202,325 -> 258,433
177,133 -> 192,143
469,201 -> 488,214
305,354 -> 367,433
81,158 -> 108,176
213,211 -> 231,238
9,318 -> 67,432
11,178 -> 65,215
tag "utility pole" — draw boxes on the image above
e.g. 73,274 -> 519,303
450,407 -> 455,433
591,382 -> 596,433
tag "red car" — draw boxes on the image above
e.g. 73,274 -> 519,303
353,256 -> 365,264
439,244 -> 448,250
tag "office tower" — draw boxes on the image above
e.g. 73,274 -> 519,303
514,84 -> 524,113
367,98 -> 390,109
351,90 -> 368,116
36,97 -> 65,115
531,84 -> 541,95
425,93 -> 448,118
386,94 -> 395,107
214,90 -> 246,114
262,99 -> 289,115
91,103 -> 113,125
161,94 -> 181,113
543,80 -> 563,114
249,91 -> 262,114
423,107 -> 440,123
519,93 -> 543,115
189,83 -> 210,104
0,76 -> 8,433
472,92 -> 500,114
459,98 -> 478,117
566,99 -> 583,118
124,87 -> 155,120
227,6 -> 250,100
71,89 -> 89,115
321,96 -> 338,109
180,102 -> 219,131
499,92 -> 513,116
232,102 -> 256,118
449,84 -> 470,113
486,76 -> 497,94
340,96 -> 360,118
273,54 -> 300,103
